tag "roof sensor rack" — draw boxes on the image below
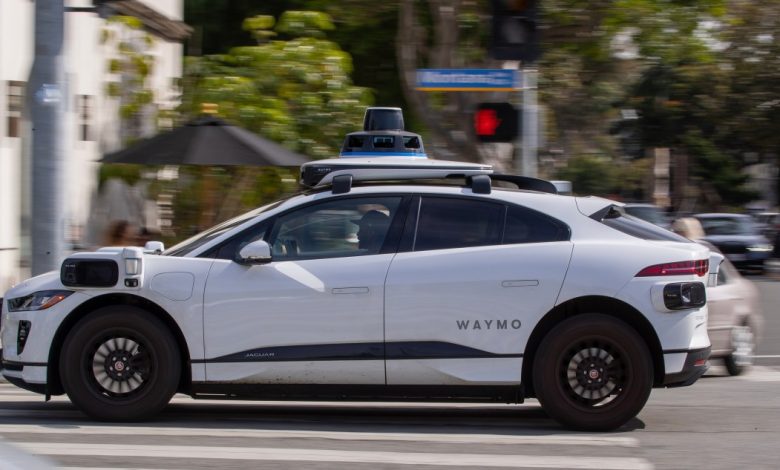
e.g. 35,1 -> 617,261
299,106 -> 559,195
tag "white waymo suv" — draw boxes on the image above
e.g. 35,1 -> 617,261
1,158 -> 717,431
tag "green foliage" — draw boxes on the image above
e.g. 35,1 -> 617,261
102,15 -> 160,145
161,10 -> 373,239
98,164 -> 143,190
181,10 -> 371,159
243,15 -> 277,42
556,155 -> 620,197
276,11 -> 334,38
681,130 -> 757,204
175,0 -> 778,215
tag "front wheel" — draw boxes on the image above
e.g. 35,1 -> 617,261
60,306 -> 181,421
533,314 -> 653,431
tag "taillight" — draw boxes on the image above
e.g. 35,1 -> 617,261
636,259 -> 709,277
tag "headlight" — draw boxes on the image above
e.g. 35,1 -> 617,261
747,244 -> 773,252
7,290 -> 73,312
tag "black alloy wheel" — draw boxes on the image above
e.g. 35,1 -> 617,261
60,306 -> 181,421
533,313 -> 653,431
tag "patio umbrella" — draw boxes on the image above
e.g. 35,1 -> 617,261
101,116 -> 309,166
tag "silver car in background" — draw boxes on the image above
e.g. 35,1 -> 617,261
671,220 -> 764,376
707,255 -> 763,375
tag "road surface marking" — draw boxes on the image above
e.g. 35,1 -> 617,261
16,442 -> 654,469
0,423 -> 638,447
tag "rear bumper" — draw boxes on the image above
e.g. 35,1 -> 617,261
663,347 -> 711,387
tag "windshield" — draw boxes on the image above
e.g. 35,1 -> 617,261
164,199 -> 288,257
698,216 -> 756,236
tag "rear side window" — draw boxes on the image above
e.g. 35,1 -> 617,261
414,197 -> 503,251
504,205 -> 570,244
596,206 -> 689,242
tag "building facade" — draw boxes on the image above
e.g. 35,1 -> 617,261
0,0 -> 189,292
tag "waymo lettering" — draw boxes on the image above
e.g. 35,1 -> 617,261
456,319 -> 521,330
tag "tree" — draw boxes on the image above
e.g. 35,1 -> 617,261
181,11 -> 371,158
165,11 -> 373,239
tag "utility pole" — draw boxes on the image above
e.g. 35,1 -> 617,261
28,0 -> 66,275
518,66 -> 538,178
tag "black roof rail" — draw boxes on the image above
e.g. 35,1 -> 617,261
490,174 -> 558,194
309,169 -> 558,195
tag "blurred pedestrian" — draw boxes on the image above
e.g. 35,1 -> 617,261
672,217 -> 705,240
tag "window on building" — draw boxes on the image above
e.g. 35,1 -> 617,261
78,95 -> 94,141
7,81 -> 24,138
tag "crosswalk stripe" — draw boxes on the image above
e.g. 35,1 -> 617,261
16,442 -> 653,469
0,424 -> 639,447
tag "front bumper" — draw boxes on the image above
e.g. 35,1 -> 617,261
1,346 -> 49,395
663,347 -> 711,387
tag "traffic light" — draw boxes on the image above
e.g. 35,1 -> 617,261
474,102 -> 519,143
490,0 -> 540,62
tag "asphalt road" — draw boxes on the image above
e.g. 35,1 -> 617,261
0,365 -> 779,470
753,276 -> 780,363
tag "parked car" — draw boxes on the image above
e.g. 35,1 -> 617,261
694,213 -> 773,272
752,212 -> 780,258
751,211 -> 778,237
623,203 -> 671,229
707,253 -> 763,375
1,153 -> 719,432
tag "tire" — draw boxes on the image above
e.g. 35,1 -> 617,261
724,323 -> 755,376
59,305 -> 181,421
532,314 -> 653,431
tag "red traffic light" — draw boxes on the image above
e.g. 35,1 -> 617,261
474,103 -> 519,142
475,109 -> 502,136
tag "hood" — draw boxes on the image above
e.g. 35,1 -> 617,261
3,270 -> 63,299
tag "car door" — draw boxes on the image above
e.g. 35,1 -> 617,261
202,195 -> 405,384
384,196 -> 573,385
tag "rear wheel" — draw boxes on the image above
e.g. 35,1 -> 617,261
533,314 -> 653,431
60,306 -> 181,421
724,323 -> 755,376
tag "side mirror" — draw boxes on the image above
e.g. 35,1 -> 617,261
144,241 -> 165,255
237,240 -> 272,265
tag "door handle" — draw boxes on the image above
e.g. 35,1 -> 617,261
501,280 -> 539,288
332,287 -> 370,294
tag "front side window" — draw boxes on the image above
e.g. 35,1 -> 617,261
414,197 -> 503,251
269,197 -> 403,260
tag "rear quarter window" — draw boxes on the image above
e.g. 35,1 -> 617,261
503,205 -> 570,244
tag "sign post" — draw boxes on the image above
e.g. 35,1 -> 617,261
520,67 -> 538,178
